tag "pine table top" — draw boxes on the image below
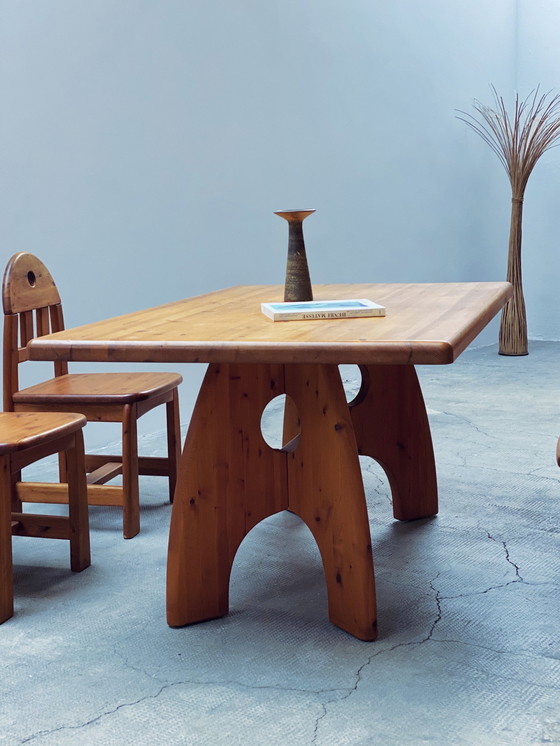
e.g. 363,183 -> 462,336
28,282 -> 512,366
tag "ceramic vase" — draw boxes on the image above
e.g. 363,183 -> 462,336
274,209 -> 315,302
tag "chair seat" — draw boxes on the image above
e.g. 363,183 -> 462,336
12,372 -> 183,406
0,412 -> 87,455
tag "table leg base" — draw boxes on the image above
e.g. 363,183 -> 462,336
285,364 -> 378,641
166,363 -> 288,628
350,365 -> 438,520
166,362 -> 438,640
166,362 -> 378,641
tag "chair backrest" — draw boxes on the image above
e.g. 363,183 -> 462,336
2,252 -> 68,410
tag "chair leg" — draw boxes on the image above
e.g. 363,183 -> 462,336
10,469 -> 22,513
166,390 -> 181,503
65,430 -> 91,572
0,456 -> 14,624
58,451 -> 68,483
122,403 -> 140,539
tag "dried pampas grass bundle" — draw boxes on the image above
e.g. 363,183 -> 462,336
457,86 -> 560,355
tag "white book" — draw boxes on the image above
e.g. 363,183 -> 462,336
261,298 -> 386,322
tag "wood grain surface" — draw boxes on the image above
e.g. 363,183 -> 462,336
27,283 -> 512,365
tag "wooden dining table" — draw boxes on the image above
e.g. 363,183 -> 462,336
28,282 -> 512,641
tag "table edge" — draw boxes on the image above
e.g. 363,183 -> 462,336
27,282 -> 513,366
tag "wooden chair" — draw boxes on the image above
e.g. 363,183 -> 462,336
1,411 -> 90,624
2,252 -> 183,539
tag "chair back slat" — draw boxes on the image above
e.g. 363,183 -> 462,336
20,310 -> 34,347
36,306 -> 51,337
47,304 -> 68,377
49,302 -> 65,334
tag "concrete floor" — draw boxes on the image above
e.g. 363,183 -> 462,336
1,342 -> 559,746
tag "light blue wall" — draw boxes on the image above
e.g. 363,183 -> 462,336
1,1 -> 515,321
1,0 -> 530,442
7,0 -> 557,441
515,0 -> 560,341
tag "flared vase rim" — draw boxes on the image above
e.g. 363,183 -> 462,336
274,209 -> 316,220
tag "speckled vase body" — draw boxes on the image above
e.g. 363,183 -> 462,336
274,209 -> 315,302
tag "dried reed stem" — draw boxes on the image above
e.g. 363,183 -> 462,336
457,87 -> 560,355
